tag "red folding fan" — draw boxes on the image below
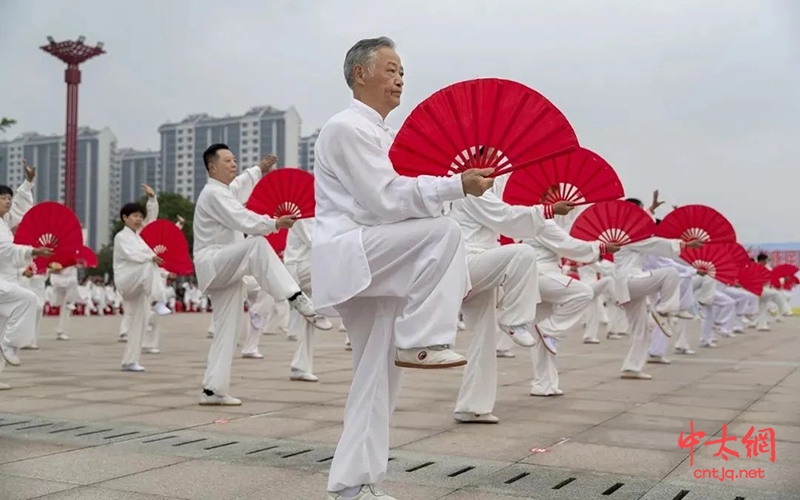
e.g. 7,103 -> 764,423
737,263 -> 770,296
570,200 -> 657,246
246,168 -> 315,219
503,147 -> 624,207
769,264 -> 799,288
267,229 -> 288,259
390,78 -> 578,178
655,205 -> 736,244
727,243 -> 751,267
140,219 -> 194,276
50,246 -> 97,269
499,235 -> 515,246
782,275 -> 799,290
14,202 -> 83,271
680,243 -> 741,286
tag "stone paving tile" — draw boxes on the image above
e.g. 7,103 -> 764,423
0,474 -> 78,500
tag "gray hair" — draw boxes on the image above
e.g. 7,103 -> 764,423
343,36 -> 396,89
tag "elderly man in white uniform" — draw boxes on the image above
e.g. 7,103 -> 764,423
193,147 -> 316,406
314,37 -> 493,500
0,162 -> 52,383
448,166 -> 573,422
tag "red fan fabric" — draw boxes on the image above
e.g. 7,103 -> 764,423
498,235 -> 515,246
726,243 -> 751,267
246,168 -> 315,219
14,202 -> 84,272
680,243 -> 741,286
503,147 -> 624,207
737,263 -> 770,296
570,200 -> 657,246
769,264 -> 799,288
390,78 -> 578,178
656,205 -> 736,244
783,275 -> 800,291
76,246 -> 98,268
267,229 -> 288,259
140,220 -> 194,275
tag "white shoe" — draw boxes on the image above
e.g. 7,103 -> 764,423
143,348 -> 161,354
242,352 -> 264,359
757,327 -> 771,332
249,312 -> 263,331
338,324 -> 348,332
676,311 -> 695,320
621,371 -> 652,380
530,388 -> 564,397
313,316 -> 334,331
496,349 -> 515,358
454,412 -> 499,424
66,303 -> 76,311
700,341 -> 718,348
286,334 -> 298,341
21,344 -> 39,350
647,355 -> 672,364
56,333 -> 70,341
327,485 -> 397,500
534,326 -> 557,355
457,320 -> 466,331
733,327 -> 744,333
674,347 -> 696,355
290,372 -> 319,382
154,302 -> 172,316
1,342 -> 21,366
199,392 -> 242,406
395,345 -> 466,369
500,324 -> 536,347
651,312 -> 673,338
0,382 -> 10,390
288,292 -> 315,317
607,333 -> 624,340
583,338 -> 601,344
118,334 -> 128,343
121,363 -> 145,372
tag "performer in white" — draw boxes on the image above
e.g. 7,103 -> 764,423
645,255 -> 699,361
0,161 -> 52,380
315,37 -> 493,500
49,265 -> 81,341
755,253 -> 791,330
194,148 -> 315,406
523,220 -> 618,396
19,264 -> 47,350
113,201 -> 169,372
284,218 -> 333,382
614,197 -> 701,380
448,165 -> 573,421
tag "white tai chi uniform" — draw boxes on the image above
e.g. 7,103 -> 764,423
722,286 -> 757,332
614,238 -> 682,375
578,261 -> 616,343
313,99 -> 470,493
50,267 -> 81,337
756,282 -> 790,330
449,175 -> 550,418
193,165 -> 304,397
19,271 -> 46,348
113,224 -> 168,368
0,180 -> 37,377
645,255 -> 697,357
523,221 -> 604,395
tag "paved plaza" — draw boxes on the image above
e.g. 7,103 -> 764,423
1,312 -> 799,500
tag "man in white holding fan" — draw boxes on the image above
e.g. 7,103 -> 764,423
313,37 -> 493,500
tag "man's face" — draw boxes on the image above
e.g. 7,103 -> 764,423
123,212 -> 144,231
364,47 -> 404,112
209,149 -> 238,185
0,193 -> 12,217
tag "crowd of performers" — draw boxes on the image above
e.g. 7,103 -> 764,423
0,36 -> 797,500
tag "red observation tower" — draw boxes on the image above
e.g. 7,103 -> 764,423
40,36 -> 105,211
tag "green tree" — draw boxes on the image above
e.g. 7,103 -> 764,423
0,117 -> 16,132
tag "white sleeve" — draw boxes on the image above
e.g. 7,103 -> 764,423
626,237 -> 683,259
456,191 -> 553,239
535,223 -> 601,264
143,196 -> 159,226
201,190 -> 277,235
229,166 -> 262,205
9,180 -> 34,230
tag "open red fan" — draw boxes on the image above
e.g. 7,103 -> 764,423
14,202 -> 83,272
246,168 -> 315,219
140,220 -> 194,276
570,200 -> 657,246
680,243 -> 742,286
503,147 -> 624,207
726,243 -> 751,267
782,275 -> 799,290
769,264 -> 799,288
390,78 -> 578,178
737,263 -> 770,296
656,205 -> 736,244
50,245 -> 98,269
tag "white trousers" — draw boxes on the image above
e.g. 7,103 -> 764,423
54,285 -> 78,335
203,237 -> 300,395
621,268 -> 680,373
327,218 -> 468,493
240,278 -> 262,355
701,291 -> 736,342
757,288 -> 789,329
530,273 -> 594,395
582,277 -> 615,342
0,278 -> 38,349
648,273 -> 695,355
607,300 -> 629,334
142,308 -> 160,350
455,244 -> 540,416
288,261 -> 315,374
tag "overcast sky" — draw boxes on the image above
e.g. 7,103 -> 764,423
0,0 -> 797,243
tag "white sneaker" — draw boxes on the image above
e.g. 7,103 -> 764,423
647,355 -> 672,364
607,333 -> 624,340
534,326 -> 557,355
457,320 -> 466,331
56,333 -> 69,341
395,345 -> 466,369
154,302 -> 172,316
651,312 -> 673,338
288,292 -> 315,317
675,347 -> 696,355
1,342 -> 21,366
242,352 -> 264,359
583,338 -> 601,344
21,344 -> 39,350
621,371 -> 652,380
500,324 -> 535,347
676,311 -> 696,320
313,316 -> 334,331
121,363 -> 145,372
454,412 -> 499,424
530,388 -> 564,397
118,334 -> 128,343
339,324 -> 348,332
199,393 -> 242,406
0,382 -> 10,390
66,303 -> 76,311
290,372 -> 319,382
143,348 -> 161,354
700,341 -> 718,348
286,333 -> 298,341
496,349 -> 515,358
327,485 -> 396,500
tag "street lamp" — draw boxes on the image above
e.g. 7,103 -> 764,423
40,36 -> 106,211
